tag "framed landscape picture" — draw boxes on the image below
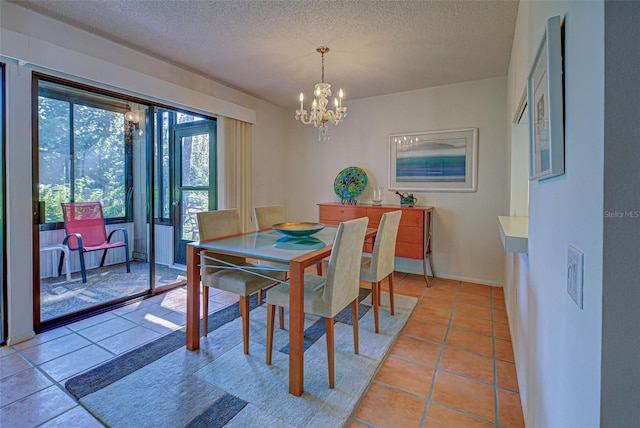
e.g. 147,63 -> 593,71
528,15 -> 564,180
388,127 -> 478,192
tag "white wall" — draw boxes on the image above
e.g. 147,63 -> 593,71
509,103 -> 529,217
0,1 -> 289,344
505,2 -> 604,426
286,77 -> 509,286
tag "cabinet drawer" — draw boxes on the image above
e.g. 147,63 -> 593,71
397,226 -> 423,244
398,209 -> 424,227
319,205 -> 367,222
366,207 -> 423,228
396,241 -> 423,259
321,219 -> 340,226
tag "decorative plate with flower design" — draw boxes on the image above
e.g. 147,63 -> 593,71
333,167 -> 368,203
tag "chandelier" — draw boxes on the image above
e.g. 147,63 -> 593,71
295,46 -> 347,141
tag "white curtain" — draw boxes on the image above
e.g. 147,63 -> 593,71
221,116 -> 253,232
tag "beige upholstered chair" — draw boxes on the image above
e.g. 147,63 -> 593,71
196,208 -> 285,354
253,205 -> 287,326
254,205 -> 286,230
360,210 -> 402,333
265,217 -> 369,388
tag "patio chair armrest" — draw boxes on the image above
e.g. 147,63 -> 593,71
106,227 -> 129,245
62,233 -> 83,251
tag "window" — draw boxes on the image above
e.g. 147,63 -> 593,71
37,80 -> 134,227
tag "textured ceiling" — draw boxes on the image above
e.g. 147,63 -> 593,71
8,0 -> 519,109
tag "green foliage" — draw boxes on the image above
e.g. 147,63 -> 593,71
38,96 -> 127,222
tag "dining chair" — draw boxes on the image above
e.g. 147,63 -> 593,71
196,208 -> 286,354
253,205 -> 287,327
254,204 -> 286,230
360,210 -> 402,333
265,217 -> 369,388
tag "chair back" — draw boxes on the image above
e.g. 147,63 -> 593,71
253,205 -> 285,230
370,211 -> 402,280
61,202 -> 108,250
323,217 -> 369,310
196,209 -> 247,278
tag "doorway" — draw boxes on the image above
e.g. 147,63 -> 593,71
153,109 -> 216,268
173,123 -> 216,264
34,77 -> 152,327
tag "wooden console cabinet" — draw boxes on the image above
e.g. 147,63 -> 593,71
318,202 -> 435,285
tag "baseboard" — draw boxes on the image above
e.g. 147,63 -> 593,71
435,273 -> 504,288
7,330 -> 36,346
393,257 -> 503,287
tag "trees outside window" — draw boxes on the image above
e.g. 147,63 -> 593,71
37,80 -> 133,226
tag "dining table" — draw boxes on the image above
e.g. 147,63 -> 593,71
185,224 -> 377,396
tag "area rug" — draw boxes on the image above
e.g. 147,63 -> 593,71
65,290 -> 417,427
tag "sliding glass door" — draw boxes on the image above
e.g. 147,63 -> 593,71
33,76 -> 218,329
34,77 -> 151,327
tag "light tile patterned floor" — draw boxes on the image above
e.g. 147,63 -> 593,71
0,273 -> 524,427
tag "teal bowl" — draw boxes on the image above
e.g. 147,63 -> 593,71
272,222 -> 326,237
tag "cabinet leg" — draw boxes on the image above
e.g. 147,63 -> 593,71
423,253 -> 435,287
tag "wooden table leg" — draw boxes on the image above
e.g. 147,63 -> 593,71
186,244 -> 201,350
289,260 -> 305,396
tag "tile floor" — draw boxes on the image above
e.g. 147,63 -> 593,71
349,275 -> 524,427
0,273 -> 524,427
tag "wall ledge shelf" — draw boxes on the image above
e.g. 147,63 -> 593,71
498,216 -> 528,254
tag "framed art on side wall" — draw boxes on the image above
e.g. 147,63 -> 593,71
388,127 -> 478,192
528,15 -> 564,181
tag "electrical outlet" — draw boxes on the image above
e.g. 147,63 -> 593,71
567,246 -> 584,309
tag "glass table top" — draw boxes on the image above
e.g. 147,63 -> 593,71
190,226 -> 339,263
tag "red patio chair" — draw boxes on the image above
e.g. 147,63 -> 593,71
58,202 -> 131,283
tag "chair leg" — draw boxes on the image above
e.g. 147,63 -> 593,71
58,251 -> 65,277
372,281 -> 380,334
100,249 -> 108,267
258,289 -> 263,305
124,239 -> 131,273
388,273 -> 395,316
79,251 -> 87,283
202,286 -> 209,337
351,299 -> 359,355
266,304 -> 275,365
240,296 -> 250,354
279,306 -> 285,330
325,317 -> 335,388
316,261 -> 323,275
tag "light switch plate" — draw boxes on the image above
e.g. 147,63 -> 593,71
567,245 -> 584,309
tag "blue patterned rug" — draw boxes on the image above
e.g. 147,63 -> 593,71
65,290 -> 417,427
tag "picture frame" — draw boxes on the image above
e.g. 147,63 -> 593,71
388,127 -> 478,192
528,15 -> 564,181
